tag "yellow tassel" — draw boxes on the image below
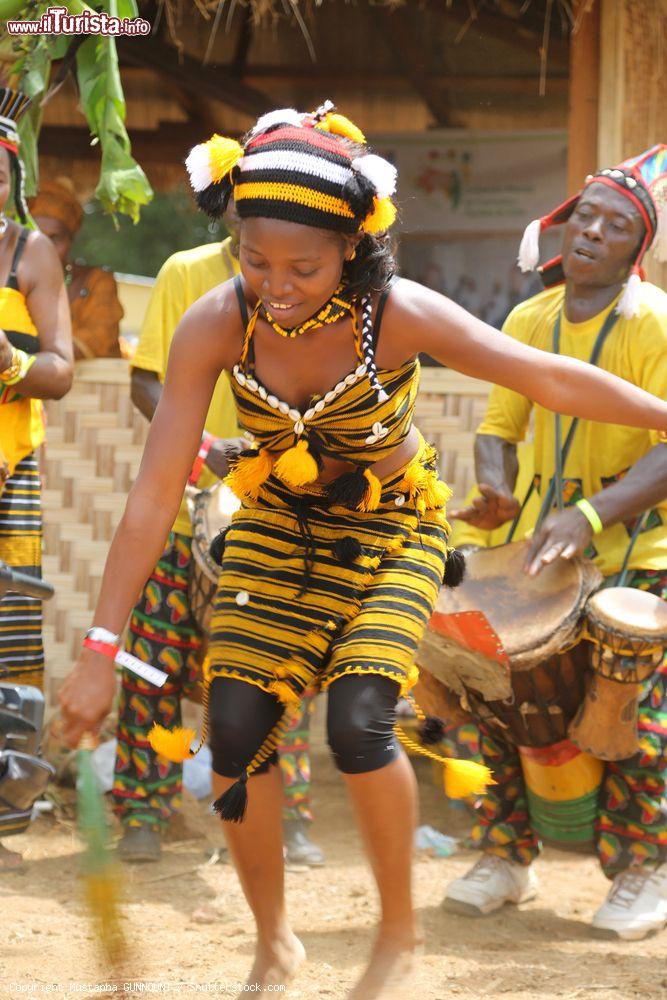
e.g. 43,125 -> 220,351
273,440 -> 319,488
358,468 -> 382,511
400,463 -> 429,499
225,449 -> 273,500
424,477 -> 453,509
206,135 -> 244,184
416,498 -> 426,516
443,758 -> 495,799
361,196 -> 396,234
148,724 -> 196,763
317,112 -> 366,145
269,679 -> 301,707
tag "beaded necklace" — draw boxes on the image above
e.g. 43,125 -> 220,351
260,284 -> 353,338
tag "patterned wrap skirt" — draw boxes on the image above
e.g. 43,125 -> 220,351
207,434 -> 451,707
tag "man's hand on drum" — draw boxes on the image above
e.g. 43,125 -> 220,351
58,649 -> 118,749
525,507 -> 593,577
450,483 -> 521,531
204,436 -> 252,479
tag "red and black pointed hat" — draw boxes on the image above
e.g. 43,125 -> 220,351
517,144 -> 667,319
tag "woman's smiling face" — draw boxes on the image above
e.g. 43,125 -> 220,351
239,217 -> 357,324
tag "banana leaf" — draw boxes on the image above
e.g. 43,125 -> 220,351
76,738 -> 126,966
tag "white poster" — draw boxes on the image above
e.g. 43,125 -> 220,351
368,130 -> 568,331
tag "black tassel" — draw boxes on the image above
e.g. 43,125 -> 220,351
343,171 -> 377,220
443,548 -> 466,588
195,177 -> 233,220
418,716 -> 446,745
326,467 -> 367,508
209,527 -> 230,566
333,535 -> 363,566
212,770 -> 248,823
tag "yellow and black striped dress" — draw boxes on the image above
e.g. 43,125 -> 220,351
207,279 -> 453,707
0,230 -> 45,689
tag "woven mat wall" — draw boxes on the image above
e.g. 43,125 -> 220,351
41,359 -> 490,701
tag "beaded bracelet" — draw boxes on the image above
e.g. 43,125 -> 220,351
575,498 -> 604,535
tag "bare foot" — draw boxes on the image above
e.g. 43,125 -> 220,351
246,930 -> 305,991
347,932 -> 421,1000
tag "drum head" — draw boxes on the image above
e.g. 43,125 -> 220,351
429,541 -> 602,672
587,587 -> 667,640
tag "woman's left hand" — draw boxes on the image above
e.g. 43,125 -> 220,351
524,507 -> 593,577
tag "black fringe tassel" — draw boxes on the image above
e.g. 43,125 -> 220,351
333,535 -> 363,566
443,548 -> 466,588
326,467 -> 368,508
212,770 -> 248,823
418,716 -> 446,745
209,526 -> 230,566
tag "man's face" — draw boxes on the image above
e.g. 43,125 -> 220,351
561,181 -> 646,288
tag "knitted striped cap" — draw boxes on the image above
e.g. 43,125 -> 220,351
0,87 -> 31,150
186,102 -> 397,235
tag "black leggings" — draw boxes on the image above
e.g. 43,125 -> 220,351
208,674 -> 400,778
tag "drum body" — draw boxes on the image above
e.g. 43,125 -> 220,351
519,740 -> 604,849
416,540 -> 604,849
569,587 -> 667,760
187,483 -> 241,635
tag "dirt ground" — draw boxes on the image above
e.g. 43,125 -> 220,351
1,705 -> 666,1000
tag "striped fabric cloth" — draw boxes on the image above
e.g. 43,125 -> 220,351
0,453 -> 44,688
208,436 -> 450,703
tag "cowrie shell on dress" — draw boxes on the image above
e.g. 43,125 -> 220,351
344,373 -> 356,386
288,408 -> 301,421
235,371 -> 247,386
278,401 -> 289,414
314,399 -> 325,412
394,494 -> 406,507
267,394 -> 279,408
258,386 -> 267,400
334,381 -> 346,394
324,391 -> 336,403
303,408 -> 315,421
356,364 -> 367,376
294,420 -> 305,435
235,590 -> 250,606
626,176 -> 637,188
365,434 -> 378,444
247,378 -> 258,392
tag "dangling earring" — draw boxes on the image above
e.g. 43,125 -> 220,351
347,248 -> 356,262
0,214 -> 7,238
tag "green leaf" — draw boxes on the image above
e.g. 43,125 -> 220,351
75,32 -> 152,220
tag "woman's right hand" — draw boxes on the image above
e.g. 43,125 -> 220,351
58,648 -> 118,749
449,482 -> 521,531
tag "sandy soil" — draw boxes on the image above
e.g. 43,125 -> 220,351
1,708 -> 666,1000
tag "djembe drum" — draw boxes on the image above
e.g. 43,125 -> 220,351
416,539 -> 605,848
187,482 -> 240,634
568,587 -> 667,761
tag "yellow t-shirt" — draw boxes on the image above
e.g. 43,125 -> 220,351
449,443 -> 541,549
133,239 -> 240,536
476,282 -> 667,576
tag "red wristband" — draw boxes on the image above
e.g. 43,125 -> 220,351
83,637 -> 120,660
188,432 -> 214,486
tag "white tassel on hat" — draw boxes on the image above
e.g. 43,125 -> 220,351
616,271 -> 643,319
185,143 -> 214,192
250,108 -> 303,136
351,155 -> 397,199
517,218 -> 542,272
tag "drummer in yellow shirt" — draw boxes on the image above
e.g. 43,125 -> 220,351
112,232 -> 324,867
444,152 -> 667,940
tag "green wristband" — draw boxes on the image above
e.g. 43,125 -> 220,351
575,498 -> 603,535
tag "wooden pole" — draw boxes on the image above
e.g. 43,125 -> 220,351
567,0 -> 600,194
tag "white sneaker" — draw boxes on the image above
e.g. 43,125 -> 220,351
592,864 -> 667,941
443,854 -> 538,916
